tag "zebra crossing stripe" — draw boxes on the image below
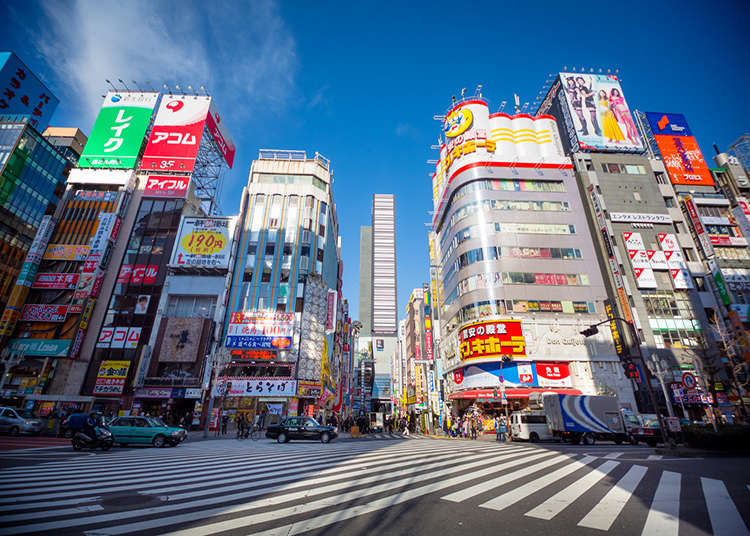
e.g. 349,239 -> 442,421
525,460 -> 620,520
1,503 -> 104,523
0,496 -> 101,513
641,470 -> 680,536
701,477 -> 750,536
441,452 -> 571,502
479,455 -> 597,512
577,464 -> 648,531
603,452 -> 623,459
647,455 -> 663,460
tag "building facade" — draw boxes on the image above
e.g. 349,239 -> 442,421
42,127 -> 88,166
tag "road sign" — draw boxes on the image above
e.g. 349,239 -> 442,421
682,372 -> 697,390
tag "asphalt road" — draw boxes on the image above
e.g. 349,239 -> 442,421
0,436 -> 748,536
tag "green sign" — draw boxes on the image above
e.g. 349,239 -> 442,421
712,268 -> 731,306
79,91 -> 158,169
8,338 -> 71,357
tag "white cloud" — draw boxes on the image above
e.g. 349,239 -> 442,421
25,0 -> 297,129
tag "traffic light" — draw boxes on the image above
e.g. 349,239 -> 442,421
622,361 -> 642,382
580,325 -> 599,337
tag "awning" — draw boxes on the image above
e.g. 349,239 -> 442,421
449,388 -> 583,400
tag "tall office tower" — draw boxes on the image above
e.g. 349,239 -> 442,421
42,127 -> 88,166
224,149 -> 346,421
728,134 -> 750,173
358,194 -> 397,412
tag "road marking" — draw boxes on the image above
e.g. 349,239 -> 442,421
577,464 -> 648,531
641,470 -> 680,536
525,460 -> 620,520
2,504 -> 104,522
647,455 -> 663,460
441,452 -> 571,502
701,477 -> 750,536
0,496 -> 101,513
603,452 -> 623,459
480,455 -> 597,511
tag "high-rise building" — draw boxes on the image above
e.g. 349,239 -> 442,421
432,94 -> 635,421
42,127 -> 88,166
223,149 -> 346,422
358,225 -> 373,336
728,134 -> 750,173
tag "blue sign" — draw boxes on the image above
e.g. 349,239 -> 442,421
0,52 -> 59,131
644,112 -> 693,137
224,334 -> 292,350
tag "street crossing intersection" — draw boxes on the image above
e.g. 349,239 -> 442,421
0,439 -> 747,535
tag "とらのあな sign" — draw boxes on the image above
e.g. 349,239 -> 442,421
458,320 -> 526,361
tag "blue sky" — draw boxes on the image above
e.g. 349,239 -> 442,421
4,0 -> 750,322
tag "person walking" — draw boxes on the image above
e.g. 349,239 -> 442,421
220,414 -> 229,436
499,418 -> 508,442
236,414 -> 246,439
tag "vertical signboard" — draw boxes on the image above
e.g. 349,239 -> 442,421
604,299 -> 627,358
78,91 -> 159,169
683,195 -> 715,258
0,52 -> 59,131
139,95 -> 210,172
645,112 -> 714,186
205,100 -> 236,168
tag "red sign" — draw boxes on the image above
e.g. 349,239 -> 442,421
31,273 -> 79,289
206,100 -> 235,168
143,175 -> 190,198
230,350 -> 276,360
654,134 -> 714,186
117,264 -> 158,284
20,304 -> 68,322
140,96 -> 210,172
425,329 -> 434,360
535,362 -> 572,387
458,320 -> 526,360
326,290 -> 336,331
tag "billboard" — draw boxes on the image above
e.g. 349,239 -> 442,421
225,312 -> 295,350
43,244 -> 89,261
140,96 -> 210,172
458,319 -> 526,361
645,112 -> 713,186
78,91 -> 158,169
142,175 -> 190,198
0,52 -> 59,131
683,195 -> 715,258
535,362 -> 572,387
93,360 -> 131,396
96,326 -> 141,349
214,378 -> 296,397
557,73 -> 644,153
206,100 -> 235,168
20,304 -> 68,322
6,338 -> 71,357
31,273 -> 79,289
170,217 -> 234,269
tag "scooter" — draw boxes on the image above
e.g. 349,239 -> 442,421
72,426 -> 114,451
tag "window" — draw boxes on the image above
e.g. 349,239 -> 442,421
683,248 -> 696,262
166,295 -> 216,318
673,222 -> 683,234
664,197 -> 676,208
694,276 -> 706,291
655,172 -> 668,185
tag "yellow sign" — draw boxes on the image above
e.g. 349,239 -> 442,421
180,230 -> 227,256
444,107 -> 473,138
43,244 -> 90,261
97,360 -> 130,379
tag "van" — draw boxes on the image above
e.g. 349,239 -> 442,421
509,411 -> 552,442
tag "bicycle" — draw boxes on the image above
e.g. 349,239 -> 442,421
249,424 -> 262,441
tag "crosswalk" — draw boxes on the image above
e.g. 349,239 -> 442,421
0,439 -> 747,535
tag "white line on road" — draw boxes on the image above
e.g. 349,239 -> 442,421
701,477 -> 750,536
603,452 -> 623,459
525,460 -> 620,520
641,470 -> 680,536
577,464 -> 648,531
647,455 -> 663,460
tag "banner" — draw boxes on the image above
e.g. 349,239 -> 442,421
170,217 -> 234,269
142,175 -> 190,198
20,304 -> 68,322
458,319 -> 526,360
214,379 -> 297,397
6,338 -> 71,357
31,273 -> 79,290
78,91 -> 159,169
93,360 -> 131,396
43,244 -> 89,261
140,96 -> 210,172
535,362 -> 572,387
225,312 -> 295,350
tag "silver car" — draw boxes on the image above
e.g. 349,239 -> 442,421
0,407 -> 45,435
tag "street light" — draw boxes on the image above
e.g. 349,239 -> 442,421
648,353 -> 676,419
580,317 -> 672,449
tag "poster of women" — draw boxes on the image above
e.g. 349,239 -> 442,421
560,73 -> 644,152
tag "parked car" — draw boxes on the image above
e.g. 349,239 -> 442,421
509,411 -> 552,442
108,416 -> 186,447
630,414 -> 682,446
0,407 -> 44,436
265,417 -> 337,443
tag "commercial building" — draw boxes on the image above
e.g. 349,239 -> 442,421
728,134 -> 750,174
431,94 -> 634,427
357,194 -> 398,412
222,149 -> 346,423
42,127 -> 88,166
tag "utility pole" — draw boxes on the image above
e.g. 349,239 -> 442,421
648,354 -> 676,418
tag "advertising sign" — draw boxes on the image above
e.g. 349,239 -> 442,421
97,326 -> 141,349
6,338 -> 71,357
633,267 -> 658,289
206,100 -> 236,168
140,96 -> 210,172
214,379 -> 297,397
452,361 -> 537,389
43,244 -> 89,261
657,233 -> 680,252
66,168 -> 134,186
627,250 -> 650,268
683,195 -> 715,258
604,299 -> 627,358
708,259 -> 731,306
225,312 -> 295,350
117,264 -> 158,285
645,112 -> 714,186
458,320 -> 526,361
670,267 -> 693,290
170,217 -> 234,269
647,250 -> 669,271
558,73 -> 644,152
0,52 -> 59,131
93,360 -> 130,396
20,304 -> 68,322
78,91 -> 159,169
31,273 -> 79,289
610,213 -> 672,225
142,175 -> 190,198
325,289 -> 337,332
535,362 -> 572,387
622,232 -> 645,250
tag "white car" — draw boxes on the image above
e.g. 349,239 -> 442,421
0,407 -> 45,435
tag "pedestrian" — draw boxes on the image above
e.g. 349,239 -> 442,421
237,414 -> 245,439
470,419 -> 477,440
499,418 -> 508,442
220,414 -> 229,435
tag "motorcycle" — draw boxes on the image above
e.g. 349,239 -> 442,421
72,426 -> 114,451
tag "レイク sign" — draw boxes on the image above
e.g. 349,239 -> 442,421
458,320 -> 526,361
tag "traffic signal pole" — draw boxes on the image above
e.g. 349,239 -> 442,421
581,317 -> 672,449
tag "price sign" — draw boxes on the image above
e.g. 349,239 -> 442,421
181,230 -> 226,256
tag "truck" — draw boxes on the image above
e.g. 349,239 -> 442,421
536,392 -> 628,445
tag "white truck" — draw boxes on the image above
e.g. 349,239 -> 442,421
536,392 -> 628,445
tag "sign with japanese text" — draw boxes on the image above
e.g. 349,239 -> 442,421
0,52 -> 59,131
657,233 -> 680,252
225,312 -> 295,350
93,360 -> 131,396
20,304 -> 68,322
214,379 -> 297,397
622,232 -> 645,250
97,326 -> 141,349
604,299 -> 627,358
170,217 -> 234,269
140,96 -> 210,172
43,244 -> 89,261
458,319 -> 526,361
142,174 -> 190,198
633,267 -> 658,289
206,100 -> 236,168
645,112 -> 714,186
535,362 -> 572,387
117,264 -> 159,285
31,273 -> 79,289
683,195 -> 715,258
79,91 -> 158,169
325,289 -> 337,332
